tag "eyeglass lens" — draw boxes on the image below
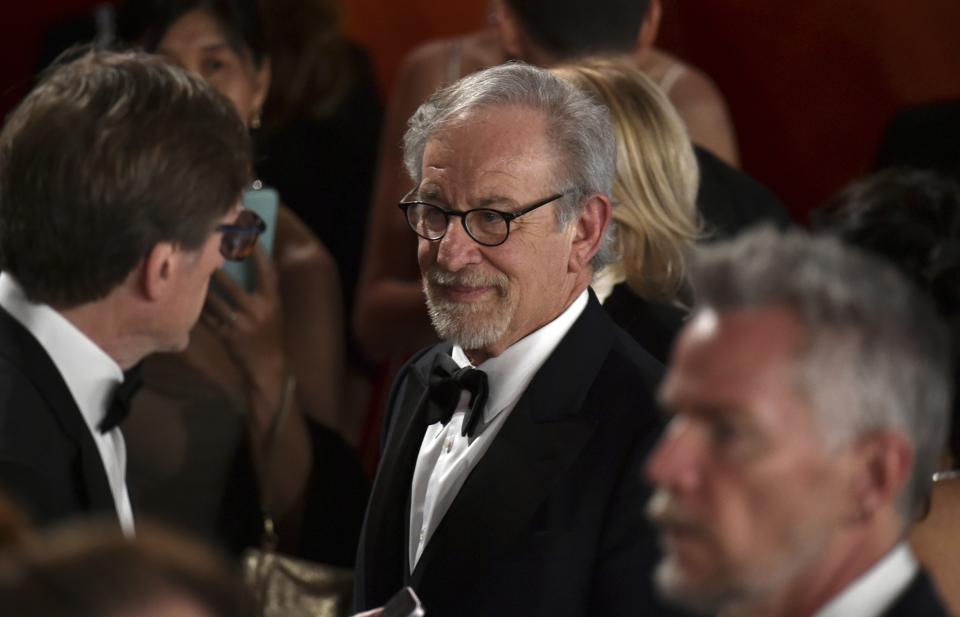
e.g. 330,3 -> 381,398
406,203 -> 509,246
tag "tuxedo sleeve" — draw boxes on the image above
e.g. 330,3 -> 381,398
588,428 -> 691,617
587,348 -> 693,617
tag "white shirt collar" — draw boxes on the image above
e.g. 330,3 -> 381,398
451,289 -> 589,425
814,542 -> 918,617
0,273 -> 123,429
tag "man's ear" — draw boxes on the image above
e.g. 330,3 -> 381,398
569,194 -> 612,273
637,0 -> 663,51
846,430 -> 915,524
141,242 -> 179,302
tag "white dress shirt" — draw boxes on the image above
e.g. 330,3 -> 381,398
408,290 -> 589,570
0,274 -> 135,536
814,542 -> 918,617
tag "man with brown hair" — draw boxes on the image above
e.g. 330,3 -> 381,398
0,48 -> 259,534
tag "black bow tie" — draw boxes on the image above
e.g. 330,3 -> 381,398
426,353 -> 489,438
99,364 -> 143,433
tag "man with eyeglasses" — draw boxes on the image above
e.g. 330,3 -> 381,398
0,49 -> 261,535
355,63 -> 681,617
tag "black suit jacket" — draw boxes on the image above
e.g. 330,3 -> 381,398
0,306 -> 116,527
355,293 -> 687,617
880,569 -> 950,617
694,145 -> 793,240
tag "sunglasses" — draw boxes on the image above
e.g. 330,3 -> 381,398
215,209 -> 266,260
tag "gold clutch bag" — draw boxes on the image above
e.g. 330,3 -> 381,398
242,379 -> 354,617
242,546 -> 354,617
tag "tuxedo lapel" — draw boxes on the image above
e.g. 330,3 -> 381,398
0,307 -> 115,517
410,295 -> 616,592
358,345 -> 448,600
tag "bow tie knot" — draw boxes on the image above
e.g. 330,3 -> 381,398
426,354 -> 489,438
99,364 -> 143,433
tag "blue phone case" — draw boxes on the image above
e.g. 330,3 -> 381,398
220,186 -> 279,292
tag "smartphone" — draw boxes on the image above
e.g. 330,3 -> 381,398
219,185 -> 279,292
379,587 -> 425,617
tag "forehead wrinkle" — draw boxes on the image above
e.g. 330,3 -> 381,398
424,107 -> 557,189
421,165 -> 526,210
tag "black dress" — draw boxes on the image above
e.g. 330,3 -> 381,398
694,145 -> 793,240
601,283 -> 687,364
254,42 -> 382,358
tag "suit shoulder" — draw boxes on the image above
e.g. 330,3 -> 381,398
0,355 -> 70,454
607,325 -> 665,391
880,569 -> 950,617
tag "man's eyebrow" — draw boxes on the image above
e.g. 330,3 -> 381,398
415,189 -> 518,209
417,186 -> 444,202
472,194 -> 517,209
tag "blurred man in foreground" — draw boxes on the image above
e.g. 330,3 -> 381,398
647,228 -> 952,617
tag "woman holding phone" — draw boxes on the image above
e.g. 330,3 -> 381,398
123,0 -> 367,564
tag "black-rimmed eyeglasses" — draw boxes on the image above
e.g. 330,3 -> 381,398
398,192 -> 567,247
216,209 -> 266,261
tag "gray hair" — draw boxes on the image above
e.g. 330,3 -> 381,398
691,226 -> 952,522
402,62 -> 618,270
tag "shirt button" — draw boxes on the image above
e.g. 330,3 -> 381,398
419,529 -> 425,543
444,437 -> 453,453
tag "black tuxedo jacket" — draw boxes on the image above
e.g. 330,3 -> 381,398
355,293 -> 687,617
0,306 -> 117,526
880,569 -> 950,617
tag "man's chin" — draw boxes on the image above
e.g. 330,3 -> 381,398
654,559 -> 730,616
427,304 -> 508,351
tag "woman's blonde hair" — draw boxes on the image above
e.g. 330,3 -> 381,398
553,56 -> 700,302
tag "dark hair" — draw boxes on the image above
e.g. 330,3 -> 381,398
813,168 -> 960,464
506,0 -> 652,59
0,523 -> 251,617
0,48 -> 250,308
259,0 -> 356,127
139,0 -> 267,68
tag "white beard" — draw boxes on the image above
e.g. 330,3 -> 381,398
422,267 -> 514,351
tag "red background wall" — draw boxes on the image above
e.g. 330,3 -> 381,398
4,1 -> 960,220
656,1 -> 960,219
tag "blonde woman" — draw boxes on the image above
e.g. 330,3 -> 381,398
553,57 -> 701,361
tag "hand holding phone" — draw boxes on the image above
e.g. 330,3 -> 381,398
220,185 -> 279,292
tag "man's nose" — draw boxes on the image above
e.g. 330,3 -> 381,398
644,417 -> 702,494
436,217 -> 483,272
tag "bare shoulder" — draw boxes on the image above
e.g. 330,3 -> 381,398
635,47 -> 740,167
636,48 -> 728,111
459,28 -> 507,73
400,28 -> 504,88
911,477 -> 960,617
913,477 -> 960,542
